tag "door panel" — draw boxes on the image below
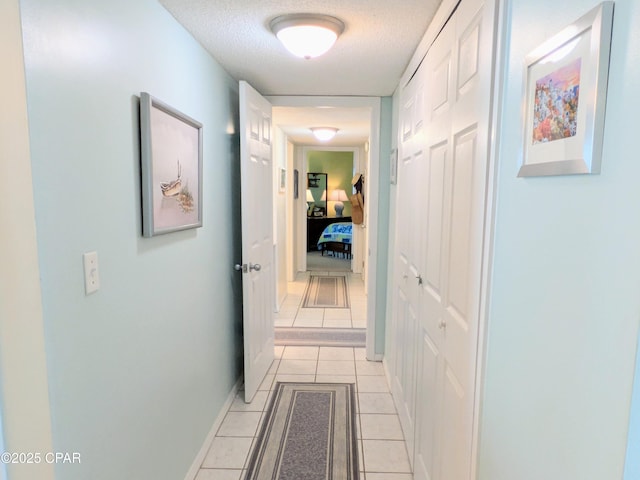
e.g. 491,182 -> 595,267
425,143 -> 447,296
441,365 -> 473,480
447,128 -> 476,320
414,330 -> 442,480
239,81 -> 275,402
391,70 -> 426,466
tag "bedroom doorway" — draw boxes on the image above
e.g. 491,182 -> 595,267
305,149 -> 357,275
270,97 -> 380,359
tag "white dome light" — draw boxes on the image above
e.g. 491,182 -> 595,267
270,14 -> 345,59
311,127 -> 339,142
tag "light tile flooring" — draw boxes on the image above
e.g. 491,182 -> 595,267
274,271 -> 367,329
194,346 -> 412,480
193,271 -> 411,480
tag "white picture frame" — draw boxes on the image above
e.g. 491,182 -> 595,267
140,92 -> 203,237
518,2 -> 614,177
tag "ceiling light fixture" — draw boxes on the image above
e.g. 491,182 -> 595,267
270,14 -> 345,59
311,127 -> 339,142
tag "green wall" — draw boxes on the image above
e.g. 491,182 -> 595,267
308,150 -> 354,217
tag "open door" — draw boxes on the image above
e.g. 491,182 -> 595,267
238,81 -> 274,402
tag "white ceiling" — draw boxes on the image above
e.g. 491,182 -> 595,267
159,0 -> 443,144
272,106 -> 371,146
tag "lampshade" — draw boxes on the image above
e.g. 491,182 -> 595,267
320,190 -> 327,201
306,189 -> 314,202
329,189 -> 349,202
329,189 -> 348,216
270,14 -> 344,59
311,127 -> 338,142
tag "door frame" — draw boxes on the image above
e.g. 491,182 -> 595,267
298,145 -> 362,275
267,95 -> 381,360
1,1 -> 55,478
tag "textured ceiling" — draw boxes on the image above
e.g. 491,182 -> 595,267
159,0 -> 442,97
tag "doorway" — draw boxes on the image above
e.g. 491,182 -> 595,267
269,97 -> 381,359
305,148 -> 357,275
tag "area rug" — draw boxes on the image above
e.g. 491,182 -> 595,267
245,382 -> 358,480
275,327 -> 366,347
302,275 -> 349,309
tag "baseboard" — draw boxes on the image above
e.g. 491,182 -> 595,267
183,377 -> 243,480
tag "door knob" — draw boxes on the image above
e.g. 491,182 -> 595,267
234,263 -> 262,273
438,320 -> 446,329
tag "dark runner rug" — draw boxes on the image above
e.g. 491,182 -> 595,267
302,275 -> 350,309
245,382 -> 358,480
275,327 -> 366,347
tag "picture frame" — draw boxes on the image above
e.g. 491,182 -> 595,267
518,2 -> 614,177
279,167 -> 286,193
140,92 -> 203,237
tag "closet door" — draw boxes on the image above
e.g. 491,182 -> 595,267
391,70 -> 426,466
413,0 -> 497,479
412,15 -> 454,478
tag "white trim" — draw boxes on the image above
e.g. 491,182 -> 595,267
182,378 -> 242,480
267,96 -> 381,360
470,0 -> 506,479
0,3 -> 55,479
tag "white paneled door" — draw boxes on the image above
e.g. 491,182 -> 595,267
391,0 -> 497,479
239,81 -> 275,403
391,66 -> 426,466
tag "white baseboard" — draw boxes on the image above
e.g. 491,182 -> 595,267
183,377 -> 243,480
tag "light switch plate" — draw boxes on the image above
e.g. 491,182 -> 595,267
83,251 -> 100,294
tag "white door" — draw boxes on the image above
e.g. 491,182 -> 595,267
239,81 -> 275,402
391,68 -> 427,466
413,0 -> 496,479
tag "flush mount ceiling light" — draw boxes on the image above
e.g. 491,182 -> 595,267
270,14 -> 345,59
311,127 -> 339,142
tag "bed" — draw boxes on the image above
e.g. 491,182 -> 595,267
317,222 -> 353,258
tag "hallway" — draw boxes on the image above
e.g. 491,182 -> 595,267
275,270 -> 367,329
193,345 -> 411,480
192,269 -> 404,479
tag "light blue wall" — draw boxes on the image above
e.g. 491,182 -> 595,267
479,1 -> 640,479
20,0 -> 242,479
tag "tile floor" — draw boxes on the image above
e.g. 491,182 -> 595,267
192,270 -> 411,480
194,346 -> 412,480
274,271 -> 368,329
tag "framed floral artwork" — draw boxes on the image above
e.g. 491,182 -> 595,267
518,2 -> 614,177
